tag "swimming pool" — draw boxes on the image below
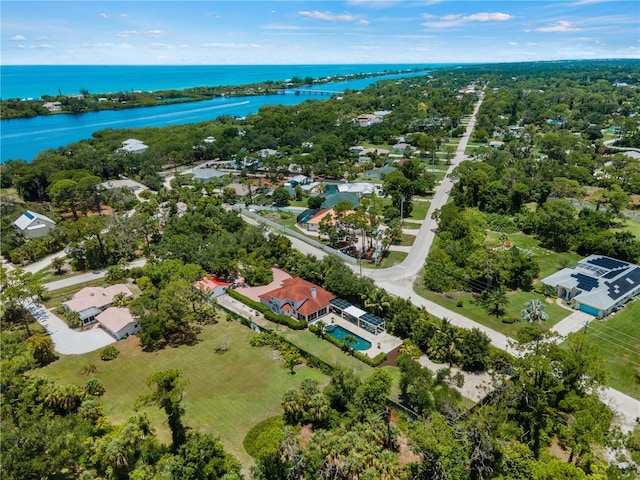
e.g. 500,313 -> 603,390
325,324 -> 371,351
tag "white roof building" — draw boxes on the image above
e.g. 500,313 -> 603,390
13,210 -> 56,239
542,255 -> 640,318
119,139 -> 148,154
96,307 -> 140,340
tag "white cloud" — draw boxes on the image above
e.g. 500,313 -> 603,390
145,30 -> 167,38
100,13 -> 108,19
298,11 -> 362,22
120,13 -> 127,17
422,12 -> 513,28
535,20 -> 583,32
116,29 -> 167,38
29,44 -> 53,49
508,41 -> 518,46
11,35 -> 26,41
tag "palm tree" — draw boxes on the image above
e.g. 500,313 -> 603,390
342,335 -> 357,355
50,257 -> 65,275
362,289 -> 391,317
521,299 -> 549,323
439,318 -> 462,368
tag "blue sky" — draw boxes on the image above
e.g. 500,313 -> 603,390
2,1 -> 639,65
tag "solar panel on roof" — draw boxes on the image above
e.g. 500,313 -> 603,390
571,273 -> 598,291
587,257 -> 627,270
607,267 -> 640,300
361,313 -> 385,326
330,298 -> 352,310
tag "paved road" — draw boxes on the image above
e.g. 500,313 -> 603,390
42,258 -> 147,292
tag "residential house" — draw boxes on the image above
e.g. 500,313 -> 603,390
542,255 -> 640,318
62,284 -> 133,326
96,307 -> 140,340
286,175 -> 312,187
489,141 -> 505,149
259,277 -> 335,322
193,165 -> 226,184
366,165 -> 397,180
13,210 -> 56,239
195,275 -> 231,299
119,139 -> 148,154
43,101 -> 62,112
321,192 -> 360,209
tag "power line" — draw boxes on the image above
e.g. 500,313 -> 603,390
587,324 -> 639,349
586,330 -> 640,360
590,321 -> 640,343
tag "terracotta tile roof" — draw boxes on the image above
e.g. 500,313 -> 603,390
195,275 -> 230,293
259,277 -> 335,315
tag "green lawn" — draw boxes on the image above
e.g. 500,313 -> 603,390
578,300 -> 640,399
408,200 -> 430,221
415,285 -> 570,338
394,233 -> 416,247
401,221 -> 421,230
280,329 -> 373,379
485,231 -> 583,280
38,320 -> 329,467
619,218 -> 640,240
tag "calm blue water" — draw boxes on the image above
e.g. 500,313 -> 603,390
1,65 -> 441,162
325,324 -> 371,351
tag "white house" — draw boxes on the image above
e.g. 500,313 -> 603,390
119,139 -> 148,154
195,276 -> 231,299
96,307 -> 140,340
542,255 -> 640,317
13,211 -> 56,239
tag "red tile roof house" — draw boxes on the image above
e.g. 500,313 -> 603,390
96,307 -> 140,340
259,277 -> 335,323
62,285 -> 133,327
195,276 -> 231,299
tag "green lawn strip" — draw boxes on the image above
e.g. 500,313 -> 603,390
619,218 -> 640,240
375,250 -> 408,268
577,300 -> 640,399
415,285 -> 569,338
394,233 -> 416,247
408,200 -> 430,221
485,231 -> 583,280
401,221 -> 421,230
38,320 -> 328,466
280,329 -> 373,379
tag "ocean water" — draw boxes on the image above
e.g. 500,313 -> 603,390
1,65 -> 441,162
1,64 -> 439,100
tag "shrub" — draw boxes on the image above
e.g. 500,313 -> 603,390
85,378 -> 105,396
80,363 -> 98,376
243,416 -> 287,459
456,299 -> 464,308
100,345 -> 119,361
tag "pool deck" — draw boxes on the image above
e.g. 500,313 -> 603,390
315,313 -> 403,359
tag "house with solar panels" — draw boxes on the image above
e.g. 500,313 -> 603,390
541,255 -> 640,317
13,210 -> 56,239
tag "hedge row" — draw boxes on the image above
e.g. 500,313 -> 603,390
227,289 -> 307,330
308,324 -> 387,367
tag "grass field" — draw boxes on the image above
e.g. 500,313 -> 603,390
394,233 -> 416,247
38,320 -> 329,466
579,299 -> 640,399
415,284 -> 570,338
485,231 -> 583,280
408,200 -> 430,221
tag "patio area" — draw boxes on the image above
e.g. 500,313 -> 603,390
313,313 -> 402,359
